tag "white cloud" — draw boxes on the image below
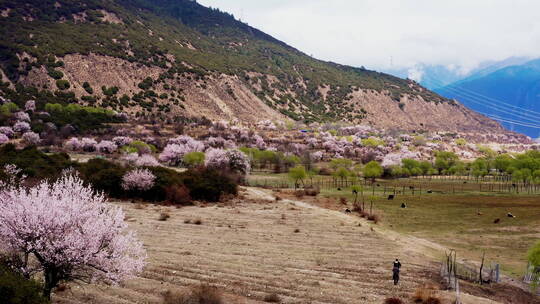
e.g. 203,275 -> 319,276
198,0 -> 540,72
407,67 -> 424,82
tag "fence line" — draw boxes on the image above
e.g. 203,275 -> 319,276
246,176 -> 540,195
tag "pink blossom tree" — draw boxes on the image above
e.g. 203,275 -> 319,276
63,137 -> 82,151
121,169 -> 156,191
13,121 -> 31,133
205,148 -> 251,176
159,137 -> 204,166
0,126 -> 14,138
81,137 -> 98,152
96,140 -> 118,154
14,111 -> 31,122
135,154 -> 160,167
0,173 -> 146,299
22,131 -> 40,146
112,136 -> 133,147
0,133 -> 8,145
25,100 -> 36,112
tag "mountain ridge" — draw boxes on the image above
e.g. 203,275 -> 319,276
436,58 -> 540,137
0,0 -> 511,134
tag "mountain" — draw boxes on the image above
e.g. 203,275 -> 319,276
436,59 -> 540,138
384,57 -> 533,91
0,0 -> 507,133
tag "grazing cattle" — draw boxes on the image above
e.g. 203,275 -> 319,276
494,218 -> 500,224
400,203 -> 407,208
427,190 -> 433,194
337,187 -> 341,191
388,195 -> 394,200
507,213 -> 515,218
345,208 -> 352,213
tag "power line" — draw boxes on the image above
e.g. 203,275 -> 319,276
421,74 -> 540,124
423,73 -> 540,117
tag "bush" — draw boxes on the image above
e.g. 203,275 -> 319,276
47,68 -> 64,80
0,144 -> 72,179
78,158 -> 127,198
293,190 -> 304,198
412,286 -> 439,303
0,263 -> 49,304
425,298 -> 441,304
304,187 -> 320,196
179,167 -> 237,202
56,79 -> 70,90
367,214 -> 380,224
144,166 -> 184,201
158,213 -> 170,221
163,285 -> 222,304
165,184 -> 192,205
263,293 -> 281,303
384,298 -> 403,304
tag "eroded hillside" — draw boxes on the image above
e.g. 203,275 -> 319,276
0,0 -> 509,133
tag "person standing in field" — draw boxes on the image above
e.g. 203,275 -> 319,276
393,259 -> 401,285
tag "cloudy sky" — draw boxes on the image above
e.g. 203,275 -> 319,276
198,0 -> 540,75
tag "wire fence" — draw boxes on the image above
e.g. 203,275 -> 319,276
246,175 -> 540,195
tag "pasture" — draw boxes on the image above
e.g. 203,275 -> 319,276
251,171 -> 540,277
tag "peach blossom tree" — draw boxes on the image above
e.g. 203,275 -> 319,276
0,172 -> 146,299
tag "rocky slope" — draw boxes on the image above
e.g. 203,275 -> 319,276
0,0 -> 510,133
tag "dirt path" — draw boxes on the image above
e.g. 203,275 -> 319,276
53,187 -> 505,304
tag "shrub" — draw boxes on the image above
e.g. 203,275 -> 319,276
384,298 -> 403,304
412,286 -> 438,303
0,263 -> 49,304
179,167 -> 237,202
304,187 -> 319,196
78,158 -> 127,198
0,144 -> 71,179
425,298 -> 441,304
293,190 -> 305,198
56,79 -> 70,90
158,213 -> 170,221
128,140 -> 156,155
367,214 -> 380,224
183,151 -> 205,168
162,285 -> 223,304
165,184 -> 192,205
47,68 -> 64,80
263,293 -> 281,303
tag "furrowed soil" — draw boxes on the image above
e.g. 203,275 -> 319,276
53,187 -> 538,304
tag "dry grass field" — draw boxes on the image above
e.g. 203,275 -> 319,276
53,187 -> 538,304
